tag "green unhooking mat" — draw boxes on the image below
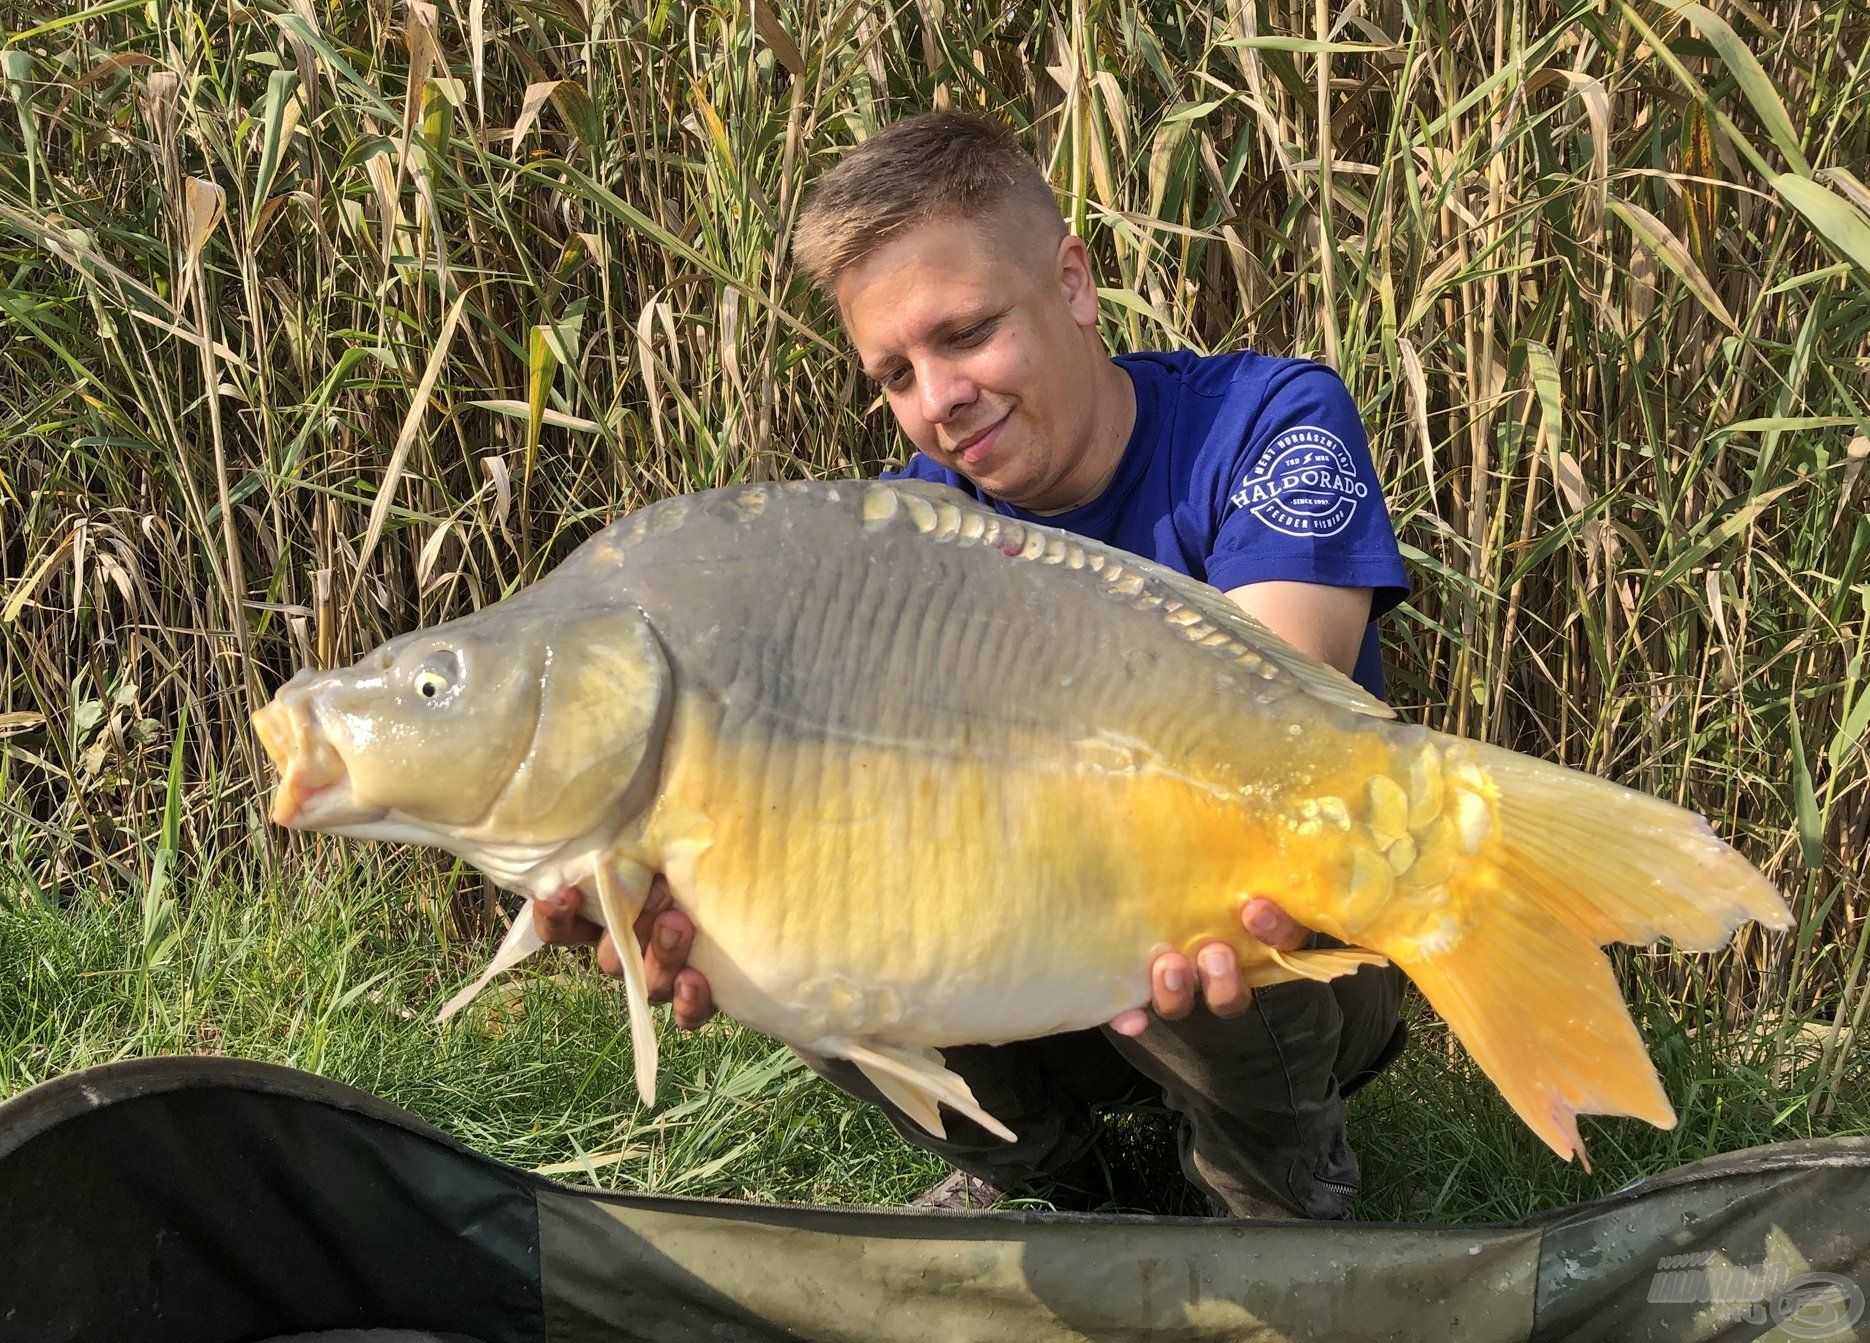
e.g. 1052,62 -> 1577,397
0,1056 -> 1863,1342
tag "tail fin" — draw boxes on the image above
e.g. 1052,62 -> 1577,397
1382,742 -> 1790,1167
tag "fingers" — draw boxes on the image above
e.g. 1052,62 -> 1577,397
1107,1007 -> 1149,1037
595,930 -> 717,1030
631,875 -> 674,950
642,907 -> 695,1004
1242,896 -> 1309,952
532,887 -> 601,946
1106,945 -> 1238,1034
579,873 -> 717,1032
1195,943 -> 1250,1017
1149,951 -> 1195,1020
670,968 -> 716,1030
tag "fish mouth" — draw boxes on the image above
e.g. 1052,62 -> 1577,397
252,689 -> 348,827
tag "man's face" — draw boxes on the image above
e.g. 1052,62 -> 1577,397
835,211 -> 1103,511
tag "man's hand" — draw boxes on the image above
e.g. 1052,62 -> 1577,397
1107,897 -> 1308,1037
531,878 -> 718,1030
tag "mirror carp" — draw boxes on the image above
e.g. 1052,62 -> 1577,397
252,480 -> 1789,1165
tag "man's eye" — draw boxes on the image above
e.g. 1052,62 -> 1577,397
881,365 -> 911,390
954,319 -> 996,346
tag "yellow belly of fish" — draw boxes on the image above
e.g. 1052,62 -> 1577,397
640,714 -> 1380,1050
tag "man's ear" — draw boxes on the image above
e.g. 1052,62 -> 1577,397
1055,235 -> 1099,327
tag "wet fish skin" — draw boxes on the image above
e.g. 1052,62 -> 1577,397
253,479 -> 1790,1164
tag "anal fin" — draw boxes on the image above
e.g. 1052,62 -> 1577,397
593,861 -> 660,1109
837,1040 -> 1017,1143
1263,944 -> 1390,985
436,908 -> 545,1022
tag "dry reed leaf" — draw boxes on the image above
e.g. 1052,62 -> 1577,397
2,528 -> 74,623
1217,222 -> 1258,307
468,0 -> 485,120
1705,567 -> 1738,685
286,613 -> 313,669
1091,71 -> 1131,161
69,517 -> 86,606
363,151 -> 407,257
350,291 -> 470,594
531,1147 -> 648,1178
481,454 -> 512,538
1840,435 -> 1868,526
181,178 -> 225,288
139,68 -> 179,136
404,2 -> 442,95
911,0 -> 947,109
1395,335 -> 1434,491
1609,197 -> 1740,333
93,550 -> 135,607
273,6 -> 321,119
248,192 -> 295,246
636,301 -> 666,453
416,520 -> 455,591
76,51 -> 160,91
467,399 -> 601,434
1402,248 -> 1467,334
718,286 -> 743,401
0,712 -> 46,738
654,299 -> 682,394
1552,450 -> 1591,516
1523,68 -> 1609,233
511,79 -> 563,150
1144,117 -> 1184,222
751,0 -> 806,79
1224,0 -> 1296,177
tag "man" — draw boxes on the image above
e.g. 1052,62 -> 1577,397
535,110 -> 1411,1220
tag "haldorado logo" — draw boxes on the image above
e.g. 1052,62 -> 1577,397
1230,426 -> 1368,537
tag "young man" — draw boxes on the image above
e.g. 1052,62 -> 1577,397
535,110 -> 1411,1219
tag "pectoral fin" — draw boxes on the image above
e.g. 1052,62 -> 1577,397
435,907 -> 545,1023
593,860 -> 660,1108
837,1040 -> 1016,1143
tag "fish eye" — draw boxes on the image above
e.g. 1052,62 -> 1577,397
411,650 -> 461,702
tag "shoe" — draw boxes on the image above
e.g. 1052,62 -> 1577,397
910,1170 -> 1009,1211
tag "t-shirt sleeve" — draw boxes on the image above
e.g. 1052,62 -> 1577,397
1204,363 -> 1409,619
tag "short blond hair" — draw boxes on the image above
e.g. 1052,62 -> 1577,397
792,110 -> 1065,291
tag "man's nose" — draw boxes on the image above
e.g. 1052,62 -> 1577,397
918,359 -> 977,425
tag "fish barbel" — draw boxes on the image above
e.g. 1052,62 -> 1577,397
252,480 -> 1789,1163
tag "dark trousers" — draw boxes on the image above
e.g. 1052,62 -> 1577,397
799,960 -> 1405,1219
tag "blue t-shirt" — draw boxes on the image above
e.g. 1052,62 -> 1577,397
881,349 -> 1410,698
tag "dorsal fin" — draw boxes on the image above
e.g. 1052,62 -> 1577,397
870,480 -> 1397,722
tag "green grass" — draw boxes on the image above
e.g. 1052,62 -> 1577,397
4,852 -> 1861,1223
0,852 -> 949,1208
